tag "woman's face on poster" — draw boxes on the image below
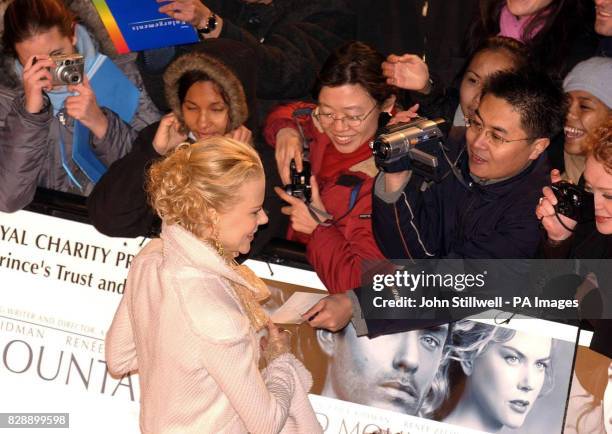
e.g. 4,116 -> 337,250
468,332 -> 552,429
604,362 -> 612,434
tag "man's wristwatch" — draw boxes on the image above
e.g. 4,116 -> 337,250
197,13 -> 218,38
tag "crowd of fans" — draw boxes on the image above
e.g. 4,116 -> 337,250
0,0 -> 611,430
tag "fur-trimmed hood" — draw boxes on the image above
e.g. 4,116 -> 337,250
163,51 -> 248,133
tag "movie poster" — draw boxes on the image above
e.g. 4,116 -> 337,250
262,278 -> 579,434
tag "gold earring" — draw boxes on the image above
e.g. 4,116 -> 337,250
210,215 -> 225,258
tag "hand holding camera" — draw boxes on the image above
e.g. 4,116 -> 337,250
275,161 -> 328,235
275,127 -> 304,185
65,75 -> 108,140
372,116 -> 445,180
536,170 -> 587,242
22,55 -> 55,114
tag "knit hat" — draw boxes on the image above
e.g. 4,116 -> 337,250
563,57 -> 612,109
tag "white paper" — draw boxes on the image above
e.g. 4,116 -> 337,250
270,291 -> 327,324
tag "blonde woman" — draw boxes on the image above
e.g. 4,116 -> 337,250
105,137 -> 321,433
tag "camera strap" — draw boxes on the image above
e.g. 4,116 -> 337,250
57,112 -> 84,191
307,204 -> 332,226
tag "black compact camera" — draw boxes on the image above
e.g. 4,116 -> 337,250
284,160 -> 311,202
550,181 -> 594,222
371,116 -> 446,180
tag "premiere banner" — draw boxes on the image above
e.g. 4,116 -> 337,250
1,210 -> 580,433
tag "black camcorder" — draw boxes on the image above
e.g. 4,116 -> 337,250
371,116 -> 446,181
284,160 -> 312,202
550,181 -> 594,223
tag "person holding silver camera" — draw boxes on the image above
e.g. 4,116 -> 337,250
0,0 -> 160,213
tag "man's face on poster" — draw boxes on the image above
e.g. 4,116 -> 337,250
318,324 -> 449,415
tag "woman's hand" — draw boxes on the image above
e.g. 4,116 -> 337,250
260,321 -> 291,363
157,0 -> 223,37
152,113 -> 188,155
275,127 -> 303,185
382,54 -> 430,94
302,293 -> 353,332
535,169 -> 577,241
226,124 -> 252,145
274,176 -> 326,235
387,103 -> 420,126
65,75 -> 109,139
22,55 -> 54,114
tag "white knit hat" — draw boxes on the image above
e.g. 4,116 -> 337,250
563,57 -> 612,109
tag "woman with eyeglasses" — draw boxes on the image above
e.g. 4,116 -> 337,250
263,41 -> 397,294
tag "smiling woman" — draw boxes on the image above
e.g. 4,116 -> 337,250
263,41 -> 396,293
106,137 -> 322,433
559,57 -> 612,184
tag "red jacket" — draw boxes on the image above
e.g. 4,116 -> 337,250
264,101 -> 385,293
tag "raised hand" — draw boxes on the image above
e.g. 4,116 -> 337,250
535,169 -> 577,242
152,113 -> 189,155
66,75 -> 109,139
274,127 -> 303,185
22,55 -> 54,114
157,0 -> 222,36
382,54 -> 430,93
226,125 -> 252,145
387,103 -> 420,126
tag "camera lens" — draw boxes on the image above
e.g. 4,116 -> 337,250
371,139 -> 390,160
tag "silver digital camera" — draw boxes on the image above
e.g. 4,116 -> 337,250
49,54 -> 85,86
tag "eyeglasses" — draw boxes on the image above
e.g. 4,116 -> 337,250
465,117 -> 536,147
313,103 -> 378,128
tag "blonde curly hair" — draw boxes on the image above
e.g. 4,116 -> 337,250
146,137 -> 263,239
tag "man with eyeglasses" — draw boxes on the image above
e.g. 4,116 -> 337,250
370,69 -> 566,261
302,70 -> 568,335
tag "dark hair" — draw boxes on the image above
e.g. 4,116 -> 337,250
313,41 -> 393,105
481,69 -> 568,139
177,70 -> 229,107
466,0 -> 592,79
2,0 -> 76,57
473,36 -> 529,70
